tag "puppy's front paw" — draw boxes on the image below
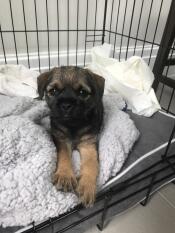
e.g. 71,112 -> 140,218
77,176 -> 96,207
53,169 -> 77,192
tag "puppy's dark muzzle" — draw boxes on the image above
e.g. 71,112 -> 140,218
60,102 -> 73,112
57,97 -> 77,116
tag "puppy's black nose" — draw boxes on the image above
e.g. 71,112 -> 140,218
60,102 -> 73,112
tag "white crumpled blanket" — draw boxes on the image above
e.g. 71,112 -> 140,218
0,51 -> 161,118
0,93 -> 139,227
0,64 -> 39,98
87,43 -> 161,117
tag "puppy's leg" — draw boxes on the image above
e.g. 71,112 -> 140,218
53,140 -> 77,192
77,141 -> 99,207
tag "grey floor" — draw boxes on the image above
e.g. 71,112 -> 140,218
84,183 -> 175,233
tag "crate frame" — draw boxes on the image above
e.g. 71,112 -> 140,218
0,0 -> 175,232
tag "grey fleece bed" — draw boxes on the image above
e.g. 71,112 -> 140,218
0,93 -> 140,228
1,110 -> 175,233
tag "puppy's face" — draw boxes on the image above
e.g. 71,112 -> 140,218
37,66 -> 105,127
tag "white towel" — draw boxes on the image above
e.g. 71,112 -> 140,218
0,64 -> 39,98
87,43 -> 161,117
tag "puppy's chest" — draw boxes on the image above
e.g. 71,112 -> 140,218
52,124 -> 96,149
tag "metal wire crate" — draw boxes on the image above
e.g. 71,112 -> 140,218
0,0 -> 174,113
0,0 -> 175,232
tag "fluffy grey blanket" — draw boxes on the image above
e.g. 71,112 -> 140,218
0,93 -> 139,227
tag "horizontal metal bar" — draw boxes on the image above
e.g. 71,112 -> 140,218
163,156 -> 175,173
55,172 -> 175,233
86,34 -> 104,37
26,154 -> 175,231
0,28 -> 162,47
0,29 -> 103,33
105,30 -> 160,47
22,155 -> 175,233
125,159 -> 175,188
104,154 -> 175,193
160,75 -> 175,89
86,40 -> 102,43
161,107 -> 175,116
165,58 -> 175,66
104,157 -> 175,196
27,172 -> 175,233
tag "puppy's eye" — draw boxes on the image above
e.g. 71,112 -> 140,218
48,88 -> 57,96
78,89 -> 90,98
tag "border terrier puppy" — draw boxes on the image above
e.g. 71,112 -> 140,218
37,66 -> 105,207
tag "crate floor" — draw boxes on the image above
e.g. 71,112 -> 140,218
84,184 -> 175,233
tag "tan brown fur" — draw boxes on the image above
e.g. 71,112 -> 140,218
53,141 -> 77,192
46,67 -> 94,93
37,66 -> 105,207
77,141 -> 98,206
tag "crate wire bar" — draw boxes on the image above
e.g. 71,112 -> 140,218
0,0 -> 172,68
0,0 -> 174,113
0,0 -> 175,232
1,0 -> 174,114
17,153 -> 175,233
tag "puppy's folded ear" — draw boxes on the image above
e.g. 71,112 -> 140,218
86,69 -> 105,98
37,70 -> 52,99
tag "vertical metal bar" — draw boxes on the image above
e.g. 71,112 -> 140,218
168,40 -> 175,64
162,123 -> 175,159
76,0 -> 79,66
167,89 -> 175,113
67,0 -> 69,65
102,0 -> 108,44
113,0 -> 121,58
140,0 -> 154,58
166,41 -> 175,112
49,218 -> 54,233
97,193 -> 112,231
125,0 -> 136,59
46,0 -> 50,70
153,0 -> 175,91
9,0 -> 18,64
57,0 -> 60,66
133,0 -> 144,55
32,221 -> 36,232
109,0 -> 114,44
22,0 -> 30,68
84,0 -> 89,66
93,0 -> 98,47
34,0 -> 41,72
159,80 -> 165,102
140,175 -> 156,206
148,0 -> 163,65
119,0 -> 128,61
159,40 -> 175,103
0,25 -> 7,64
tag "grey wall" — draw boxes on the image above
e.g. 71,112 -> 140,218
0,0 -> 173,71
